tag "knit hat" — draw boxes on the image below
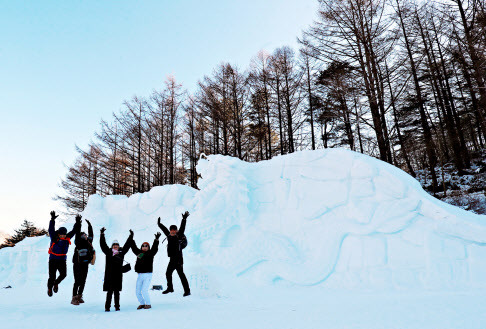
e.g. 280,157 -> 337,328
57,227 -> 67,235
170,225 -> 178,231
141,242 -> 150,249
112,240 -> 119,246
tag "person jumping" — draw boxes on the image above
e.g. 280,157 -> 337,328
130,230 -> 161,309
47,211 -> 81,297
71,219 -> 95,305
157,211 -> 191,297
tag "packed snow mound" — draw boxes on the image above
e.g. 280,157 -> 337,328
1,148 -> 486,292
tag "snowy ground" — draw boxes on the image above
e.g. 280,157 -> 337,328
1,285 -> 485,329
1,149 -> 486,328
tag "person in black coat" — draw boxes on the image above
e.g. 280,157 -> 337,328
130,231 -> 161,309
157,211 -> 191,296
100,227 -> 133,312
47,211 -> 81,297
71,219 -> 95,305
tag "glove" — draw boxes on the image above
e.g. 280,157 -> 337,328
129,229 -> 134,237
75,214 -> 82,223
155,232 -> 161,240
100,227 -> 106,234
157,217 -> 161,224
85,219 -> 91,225
50,211 -> 59,220
182,211 -> 190,220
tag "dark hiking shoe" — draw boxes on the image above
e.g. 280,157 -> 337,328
71,296 -> 80,305
162,288 -> 174,294
183,291 -> 191,297
53,283 -> 58,293
105,308 -> 110,312
144,305 -> 151,309
137,305 -> 145,310
115,306 -> 120,311
47,288 -> 53,297
78,295 -> 84,303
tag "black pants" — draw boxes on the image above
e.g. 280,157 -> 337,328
166,259 -> 190,293
48,259 -> 67,289
105,290 -> 120,309
73,263 -> 89,296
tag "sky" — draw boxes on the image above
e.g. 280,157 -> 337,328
0,0 -> 318,234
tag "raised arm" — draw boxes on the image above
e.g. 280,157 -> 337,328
179,211 -> 189,236
100,228 -> 110,255
87,219 -> 94,239
68,214 -> 82,239
157,217 -> 170,237
49,211 -> 58,241
130,239 -> 141,255
120,231 -> 134,256
151,233 -> 161,256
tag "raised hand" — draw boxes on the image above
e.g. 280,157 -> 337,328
157,217 -> 161,224
75,214 -> 82,223
129,229 -> 134,237
100,227 -> 106,234
85,219 -> 91,225
155,232 -> 161,239
50,211 -> 59,220
182,211 -> 190,220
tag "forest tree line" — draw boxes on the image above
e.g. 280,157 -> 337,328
57,0 -> 486,214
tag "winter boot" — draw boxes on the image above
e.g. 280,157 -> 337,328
144,305 -> 151,309
162,288 -> 174,294
105,308 -> 110,312
115,307 -> 120,311
183,291 -> 191,297
137,305 -> 145,310
78,294 -> 85,304
71,296 -> 80,305
47,288 -> 53,297
53,283 -> 59,293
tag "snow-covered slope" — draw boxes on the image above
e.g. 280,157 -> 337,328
1,149 -> 486,293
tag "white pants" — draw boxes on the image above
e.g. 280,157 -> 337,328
136,273 -> 152,305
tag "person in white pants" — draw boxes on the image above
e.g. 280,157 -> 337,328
130,231 -> 160,309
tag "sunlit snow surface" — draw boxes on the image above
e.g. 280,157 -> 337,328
1,149 -> 486,328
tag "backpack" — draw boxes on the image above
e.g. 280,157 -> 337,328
77,245 -> 94,263
179,234 -> 188,250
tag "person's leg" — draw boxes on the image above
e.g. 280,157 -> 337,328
55,260 -> 67,285
78,264 -> 89,296
165,261 -> 176,291
47,260 -> 56,290
141,273 -> 152,306
176,264 -> 190,294
136,274 -> 144,305
114,291 -> 120,310
73,263 -> 80,296
105,291 -> 113,310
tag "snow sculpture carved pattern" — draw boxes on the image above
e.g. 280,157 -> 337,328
1,149 -> 486,290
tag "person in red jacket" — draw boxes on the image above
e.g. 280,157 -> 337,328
47,211 -> 81,297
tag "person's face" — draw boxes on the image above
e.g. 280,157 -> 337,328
141,244 -> 149,251
170,229 -> 177,236
112,244 -> 119,251
59,234 -> 67,239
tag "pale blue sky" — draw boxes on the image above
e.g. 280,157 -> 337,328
0,0 -> 318,233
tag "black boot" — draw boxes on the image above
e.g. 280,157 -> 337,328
162,288 -> 174,294
183,291 -> 191,297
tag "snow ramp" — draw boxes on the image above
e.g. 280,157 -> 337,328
1,148 -> 486,292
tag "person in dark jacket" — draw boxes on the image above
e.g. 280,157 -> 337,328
100,227 -> 133,312
47,211 -> 81,297
157,211 -> 191,296
130,231 -> 161,309
71,219 -> 95,306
